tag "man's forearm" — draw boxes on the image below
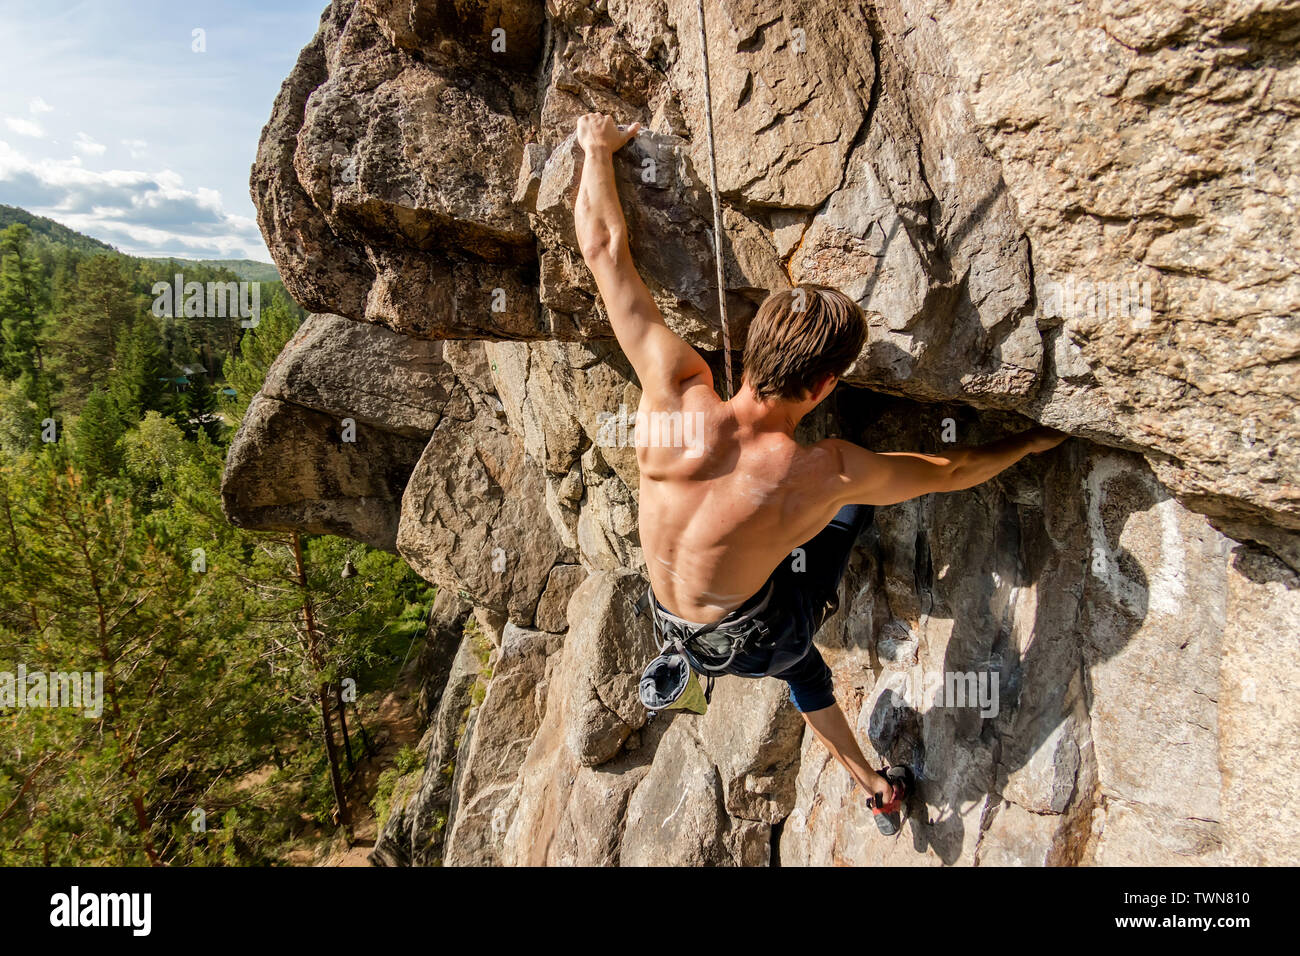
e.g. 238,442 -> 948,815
947,433 -> 1038,490
575,147 -> 626,259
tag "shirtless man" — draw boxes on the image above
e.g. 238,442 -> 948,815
573,113 -> 1066,816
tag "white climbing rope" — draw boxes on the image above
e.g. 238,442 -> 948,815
694,0 -> 735,399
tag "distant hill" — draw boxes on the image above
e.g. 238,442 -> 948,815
0,203 -> 117,255
0,204 -> 279,281
143,258 -> 281,283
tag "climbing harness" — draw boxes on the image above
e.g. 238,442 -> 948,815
694,0 -> 735,399
633,580 -> 776,715
635,585 -> 729,714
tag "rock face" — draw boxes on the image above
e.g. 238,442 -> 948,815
228,0 -> 1300,866
221,312 -> 457,550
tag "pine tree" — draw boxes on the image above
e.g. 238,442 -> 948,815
220,289 -> 299,427
0,379 -> 40,453
108,314 -> 170,424
0,457 -> 205,864
0,231 -> 425,863
52,255 -> 137,408
72,389 -> 126,482
176,373 -> 222,442
0,224 -> 52,413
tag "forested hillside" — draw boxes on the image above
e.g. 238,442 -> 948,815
0,205 -> 116,256
0,210 -> 433,865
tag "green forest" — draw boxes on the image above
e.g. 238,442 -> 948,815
0,207 -> 434,865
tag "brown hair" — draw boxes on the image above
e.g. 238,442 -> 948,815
741,284 -> 867,401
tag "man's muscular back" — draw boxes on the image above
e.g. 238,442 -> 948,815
636,380 -> 843,622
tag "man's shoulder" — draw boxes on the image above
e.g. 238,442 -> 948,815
797,436 -> 850,473
780,438 -> 856,510
805,436 -> 881,477
638,365 -> 718,411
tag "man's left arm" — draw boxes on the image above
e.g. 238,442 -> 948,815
573,113 -> 712,402
820,427 -> 1069,507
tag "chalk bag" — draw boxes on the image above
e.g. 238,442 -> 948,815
638,651 -> 708,715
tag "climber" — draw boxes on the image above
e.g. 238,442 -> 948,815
572,112 -> 1067,831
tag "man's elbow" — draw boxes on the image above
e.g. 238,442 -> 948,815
577,233 -> 606,263
579,227 -> 627,265
942,466 -> 970,492
942,450 -> 980,492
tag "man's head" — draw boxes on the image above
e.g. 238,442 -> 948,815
741,284 -> 867,404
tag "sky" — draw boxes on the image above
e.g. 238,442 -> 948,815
0,0 -> 328,262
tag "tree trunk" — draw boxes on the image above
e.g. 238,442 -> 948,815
292,532 -> 353,841
335,684 -> 355,773
73,495 -> 161,866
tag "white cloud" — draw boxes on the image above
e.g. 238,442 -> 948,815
121,138 -> 148,159
5,117 -> 45,138
28,97 -> 53,114
74,132 -> 106,156
0,139 -> 267,260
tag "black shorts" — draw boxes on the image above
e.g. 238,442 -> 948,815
650,504 -> 874,713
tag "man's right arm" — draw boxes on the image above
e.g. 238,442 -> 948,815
820,428 -> 1067,507
573,113 -> 712,404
